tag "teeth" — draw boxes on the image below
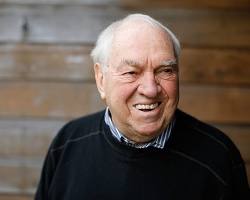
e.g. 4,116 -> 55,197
135,103 -> 158,110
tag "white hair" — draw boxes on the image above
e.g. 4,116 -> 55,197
91,13 -> 181,71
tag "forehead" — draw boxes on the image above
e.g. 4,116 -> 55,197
110,20 -> 175,65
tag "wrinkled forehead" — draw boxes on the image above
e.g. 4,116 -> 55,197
114,19 -> 172,43
109,20 -> 175,64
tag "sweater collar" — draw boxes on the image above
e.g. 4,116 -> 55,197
104,107 -> 175,149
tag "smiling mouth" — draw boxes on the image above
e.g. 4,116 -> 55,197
134,102 -> 161,112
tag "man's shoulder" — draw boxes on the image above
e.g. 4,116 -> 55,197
176,109 -> 231,144
50,109 -> 105,151
175,109 -> 243,164
64,109 -> 105,132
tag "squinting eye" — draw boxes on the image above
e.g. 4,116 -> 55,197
124,71 -> 136,75
120,71 -> 138,83
158,67 -> 174,75
157,67 -> 177,80
163,68 -> 173,73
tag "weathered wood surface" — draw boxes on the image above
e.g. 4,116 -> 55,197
0,0 -> 118,5
1,0 -> 249,9
179,85 -> 250,123
0,0 -> 249,198
180,48 -> 250,85
0,81 -> 249,123
0,44 -> 94,81
0,157 -> 40,195
0,119 -> 64,157
0,82 -> 105,119
0,6 -> 249,48
0,5 -> 124,43
0,119 -> 62,196
0,44 -> 249,85
152,9 -> 250,48
121,0 -> 250,9
0,194 -> 33,200
0,15 -> 23,42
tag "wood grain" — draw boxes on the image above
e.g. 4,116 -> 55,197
0,81 -> 105,119
121,0 -> 250,9
180,48 -> 250,85
1,81 -> 249,123
23,6 -> 123,44
0,6 -> 249,47
0,158 -> 41,196
179,85 -> 250,124
0,119 -> 64,157
0,194 -> 33,200
0,0 -> 117,5
0,44 -> 94,81
1,44 -> 250,85
152,9 -> 250,48
0,0 -> 249,198
0,0 -> 250,10
0,14 -> 23,42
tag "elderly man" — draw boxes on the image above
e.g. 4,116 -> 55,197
35,14 -> 249,199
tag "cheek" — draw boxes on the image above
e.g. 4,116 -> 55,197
106,81 -> 136,105
116,85 -> 136,102
162,81 -> 179,99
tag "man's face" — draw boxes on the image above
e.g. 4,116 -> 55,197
95,22 -> 179,143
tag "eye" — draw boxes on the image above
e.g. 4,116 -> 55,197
119,71 -> 138,83
158,67 -> 174,75
162,68 -> 174,73
123,71 -> 137,76
156,65 -> 177,80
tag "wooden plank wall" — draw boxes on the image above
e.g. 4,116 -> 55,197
0,0 -> 249,199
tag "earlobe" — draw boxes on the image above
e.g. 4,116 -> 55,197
94,63 -> 106,99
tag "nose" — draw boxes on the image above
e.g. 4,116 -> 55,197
137,72 -> 161,98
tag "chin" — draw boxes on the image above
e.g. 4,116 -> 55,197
135,125 -> 163,138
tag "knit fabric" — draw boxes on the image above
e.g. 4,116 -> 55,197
35,109 -> 250,200
104,107 -> 174,149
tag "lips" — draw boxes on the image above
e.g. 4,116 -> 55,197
134,102 -> 160,111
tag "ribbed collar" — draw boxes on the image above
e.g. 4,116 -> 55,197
104,108 -> 175,149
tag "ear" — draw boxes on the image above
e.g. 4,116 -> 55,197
94,63 -> 106,100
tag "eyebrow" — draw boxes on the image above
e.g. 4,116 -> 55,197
116,59 -> 177,69
120,59 -> 141,68
160,60 -> 177,66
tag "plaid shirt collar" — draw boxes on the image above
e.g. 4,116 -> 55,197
104,108 -> 175,149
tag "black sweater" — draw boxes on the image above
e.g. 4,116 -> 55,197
35,109 -> 250,200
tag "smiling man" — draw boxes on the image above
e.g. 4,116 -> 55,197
94,17 -> 179,146
35,14 -> 250,200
